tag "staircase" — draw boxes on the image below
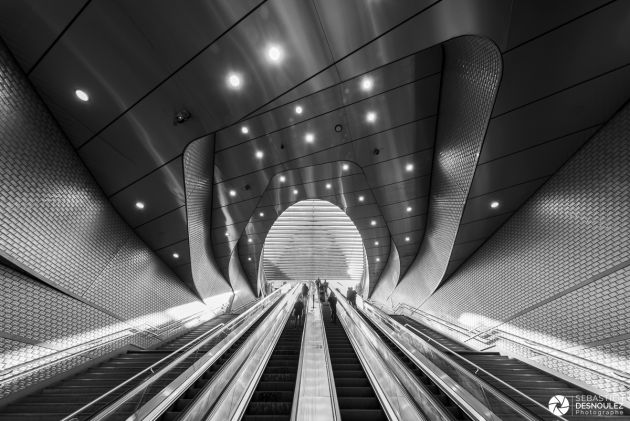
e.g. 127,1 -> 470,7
359,312 -> 470,420
394,315 -> 630,421
242,314 -> 304,420
0,314 -> 234,420
322,303 -> 387,421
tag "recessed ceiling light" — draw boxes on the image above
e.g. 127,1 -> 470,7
358,195 -> 365,202
227,72 -> 242,89
325,183 -> 331,189
255,150 -> 263,159
360,76 -> 374,92
225,231 -> 229,237
405,236 -> 410,242
135,201 -> 145,210
405,163 -> 414,172
229,190 -> 236,197
248,257 -> 252,261
172,252 -> 180,259
259,212 -> 265,217
241,126 -> 249,134
374,241 -> 379,246
342,163 -> 349,171
370,220 -> 376,226
366,111 -> 377,123
267,44 -> 284,63
376,257 -> 381,262
305,133 -> 315,143
75,89 -> 89,102
279,175 -> 286,183
248,238 -> 253,243
295,105 -> 303,115
490,201 -> 500,209
406,206 -> 412,212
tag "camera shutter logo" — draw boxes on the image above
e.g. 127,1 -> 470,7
548,395 -> 570,415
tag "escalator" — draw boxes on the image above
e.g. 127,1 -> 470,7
241,314 -> 304,420
0,314 -> 235,421
394,316 -> 630,421
322,303 -> 387,421
359,312 -> 470,420
158,302 -> 279,421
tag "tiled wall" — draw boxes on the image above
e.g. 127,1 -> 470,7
419,99 -> 630,393
0,39 -> 216,399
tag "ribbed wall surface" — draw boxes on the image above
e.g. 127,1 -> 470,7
264,200 -> 365,282
0,39 -> 212,399
420,99 -> 630,394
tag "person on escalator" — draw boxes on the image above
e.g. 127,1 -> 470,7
293,296 -> 305,327
328,292 -> 338,324
302,283 -> 309,300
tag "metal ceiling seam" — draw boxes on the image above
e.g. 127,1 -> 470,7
73,0 -> 269,151
466,175 -> 550,201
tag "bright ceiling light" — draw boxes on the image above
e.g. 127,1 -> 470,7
405,236 -> 410,242
366,111 -> 377,123
225,231 -> 229,237
241,126 -> 249,134
255,150 -> 263,159
406,206 -> 412,212
360,76 -> 374,92
267,44 -> 284,63
490,201 -> 500,209
279,175 -> 286,183
295,105 -> 303,114
135,201 -> 145,210
305,133 -> 315,143
325,183 -> 331,189
248,257 -> 252,261
376,257 -> 381,262
229,190 -> 236,197
293,189 -> 299,195
374,241 -> 379,246
358,195 -> 365,202
342,163 -> 349,171
405,163 -> 414,172
370,220 -> 376,226
227,72 -> 242,89
259,212 -> 265,217
172,252 -> 180,259
248,238 -> 253,243
75,89 -> 89,102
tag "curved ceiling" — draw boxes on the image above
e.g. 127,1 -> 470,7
3,1 -> 630,302
263,199 -> 364,282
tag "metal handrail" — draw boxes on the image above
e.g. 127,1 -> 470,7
62,289 -> 281,421
366,302 -> 558,419
289,303 -> 308,421
394,303 -> 630,389
0,328 -> 135,383
404,324 -> 561,420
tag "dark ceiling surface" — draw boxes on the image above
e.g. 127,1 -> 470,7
1,0 -> 629,297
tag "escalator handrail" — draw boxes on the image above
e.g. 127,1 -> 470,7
204,285 -> 301,421
363,300 -> 564,420
291,286 -> 342,421
62,289 -> 282,421
330,287 -> 430,421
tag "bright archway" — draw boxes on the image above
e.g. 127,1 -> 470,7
263,199 -> 366,290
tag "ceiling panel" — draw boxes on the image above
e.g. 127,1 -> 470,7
493,0 -> 630,116
135,206 -> 188,250
0,0 -> 87,71
110,158 -> 185,227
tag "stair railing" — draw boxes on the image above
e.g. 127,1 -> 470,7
361,299 -> 553,421
60,288 -> 283,421
390,302 -> 630,393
